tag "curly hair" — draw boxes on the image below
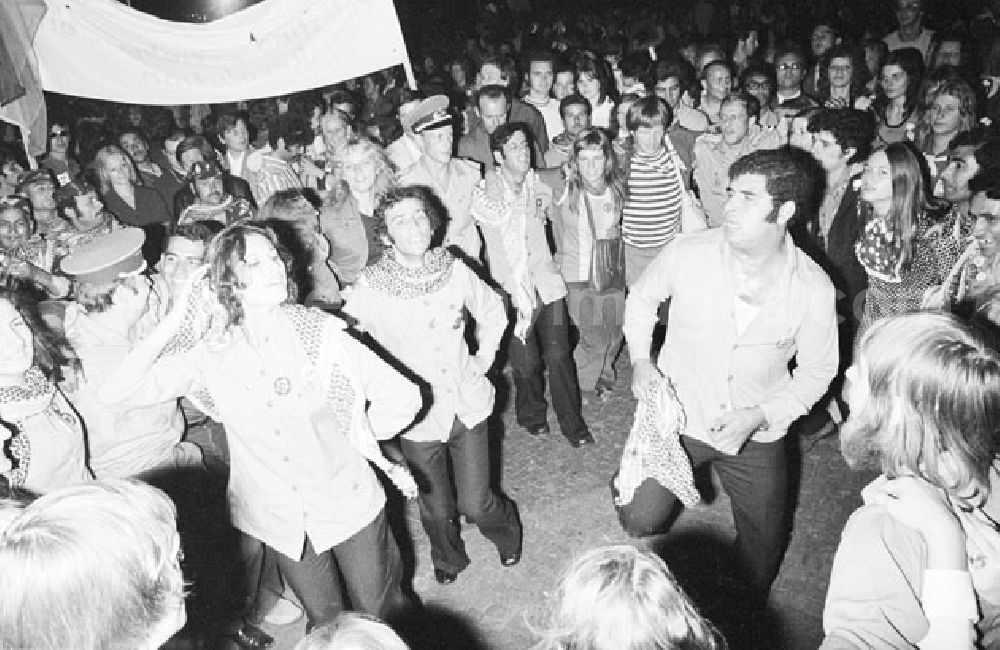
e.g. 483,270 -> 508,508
335,136 -> 397,203
807,108 -> 877,164
372,185 -> 446,245
729,147 -> 822,223
206,223 -> 297,327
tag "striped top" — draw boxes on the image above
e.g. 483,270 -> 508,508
622,147 -> 683,249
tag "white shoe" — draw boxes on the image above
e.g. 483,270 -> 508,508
262,597 -> 302,626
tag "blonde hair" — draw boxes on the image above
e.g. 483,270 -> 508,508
335,136 -> 397,203
848,312 -> 1000,507
93,144 -> 138,195
533,545 -> 725,650
294,612 -> 409,650
0,479 -> 185,650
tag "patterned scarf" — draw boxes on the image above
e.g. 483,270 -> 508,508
360,248 -> 454,299
855,208 -> 905,283
0,367 -> 57,489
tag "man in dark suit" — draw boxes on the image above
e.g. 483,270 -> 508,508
793,108 -> 875,436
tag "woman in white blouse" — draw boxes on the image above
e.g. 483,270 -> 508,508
100,223 -> 421,630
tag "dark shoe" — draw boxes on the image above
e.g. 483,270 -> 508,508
525,423 -> 550,436
232,623 -> 274,649
564,429 -> 596,448
434,568 -> 459,584
595,377 -> 615,399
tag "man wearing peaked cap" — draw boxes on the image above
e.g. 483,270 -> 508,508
399,95 -> 484,260
61,226 -> 205,479
179,159 -> 255,227
60,226 -> 146,285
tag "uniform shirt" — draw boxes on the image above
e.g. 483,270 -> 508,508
884,28 -> 935,61
623,229 -> 838,446
64,301 -> 187,479
345,252 -> 504,441
399,157 -> 483,259
116,308 -> 422,559
692,127 -> 782,227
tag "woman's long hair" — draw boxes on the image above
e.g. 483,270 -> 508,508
873,49 -> 925,123
93,144 -> 139,196
206,223 -> 298,328
564,128 -> 626,217
864,142 -> 946,271
917,78 -> 979,153
0,288 -> 78,383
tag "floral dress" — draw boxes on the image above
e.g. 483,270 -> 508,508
856,207 -> 964,332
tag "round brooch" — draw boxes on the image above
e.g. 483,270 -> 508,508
274,377 -> 292,396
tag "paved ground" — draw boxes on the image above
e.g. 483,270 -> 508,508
164,364 -> 872,650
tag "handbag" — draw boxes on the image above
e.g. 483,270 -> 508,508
664,136 -> 708,233
584,193 -> 626,294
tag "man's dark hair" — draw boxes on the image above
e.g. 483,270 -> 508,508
175,135 -> 217,166
774,43 -> 808,67
523,48 -> 555,70
655,58 -> 700,102
966,136 -> 1000,195
477,84 -> 511,108
490,121 -> 534,155
740,60 -> 778,103
169,220 -> 221,245
553,55 -> 575,80
268,115 -> 313,150
326,89 -> 358,114
373,185 -> 446,240
117,127 -> 149,147
808,109 -> 877,164
559,94 -> 592,119
619,51 -> 652,89
729,148 -> 820,222
214,111 -> 252,140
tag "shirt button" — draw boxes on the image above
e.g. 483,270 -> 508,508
727,374 -> 734,380
441,369 -> 447,375
273,429 -> 280,436
290,485 -> 297,492
283,456 -> 290,462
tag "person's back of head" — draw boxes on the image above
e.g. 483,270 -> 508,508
0,479 -> 185,650
294,612 -> 409,650
533,545 -> 726,650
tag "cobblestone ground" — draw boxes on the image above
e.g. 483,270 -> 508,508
167,364 -> 869,650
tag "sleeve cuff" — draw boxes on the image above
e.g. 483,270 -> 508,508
922,570 -> 978,621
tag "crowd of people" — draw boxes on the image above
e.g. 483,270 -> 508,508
1,0 -> 1000,647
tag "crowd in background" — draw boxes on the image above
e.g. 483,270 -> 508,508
1,0 -> 1000,648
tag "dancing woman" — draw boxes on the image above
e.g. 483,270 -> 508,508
100,223 -> 419,629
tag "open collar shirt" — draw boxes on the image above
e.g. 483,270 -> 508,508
345,255 -> 505,441
118,310 -> 422,559
623,228 -> 838,447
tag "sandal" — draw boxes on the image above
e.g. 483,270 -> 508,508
232,622 -> 274,649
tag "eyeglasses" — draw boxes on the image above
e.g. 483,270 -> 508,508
49,130 -> 69,138
745,81 -> 771,90
777,63 -> 803,71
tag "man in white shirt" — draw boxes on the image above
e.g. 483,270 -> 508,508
522,51 -> 564,150
884,0 -> 935,62
623,147 -> 837,600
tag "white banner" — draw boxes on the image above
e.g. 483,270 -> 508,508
34,0 -> 414,106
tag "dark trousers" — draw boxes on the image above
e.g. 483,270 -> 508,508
508,298 -> 586,436
400,417 -> 522,574
616,435 -> 789,594
265,507 -> 407,629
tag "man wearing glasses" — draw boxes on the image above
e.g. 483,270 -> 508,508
39,120 -> 80,186
773,45 -> 819,111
